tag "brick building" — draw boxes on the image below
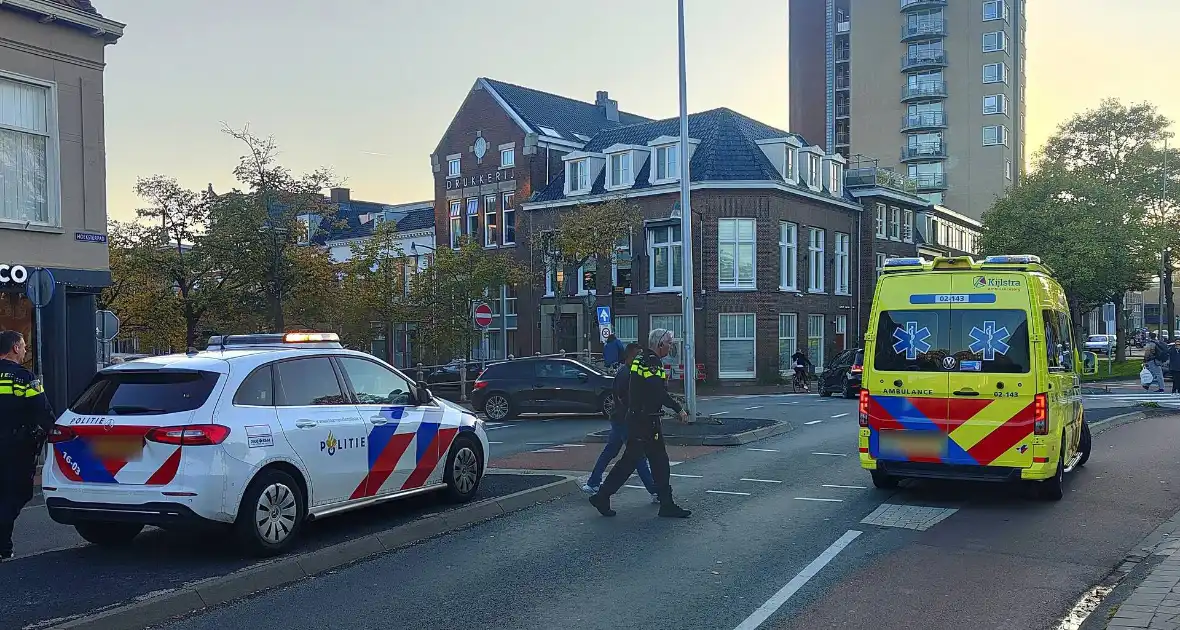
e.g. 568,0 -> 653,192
428,78 -> 649,359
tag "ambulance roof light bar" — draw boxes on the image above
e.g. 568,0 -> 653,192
982,255 -> 1041,265
882,257 -> 928,268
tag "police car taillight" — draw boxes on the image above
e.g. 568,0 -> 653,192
47,425 -> 76,443
1033,393 -> 1048,435
858,389 -> 869,427
146,424 -> 231,446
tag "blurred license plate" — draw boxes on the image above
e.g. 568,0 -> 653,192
89,437 -> 144,461
879,431 -> 945,458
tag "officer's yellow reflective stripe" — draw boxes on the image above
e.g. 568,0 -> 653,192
0,385 -> 11,395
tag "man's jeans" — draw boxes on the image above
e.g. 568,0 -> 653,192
1148,361 -> 1166,391
587,421 -> 656,492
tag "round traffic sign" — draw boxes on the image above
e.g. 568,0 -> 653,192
600,327 -> 611,341
474,302 -> 493,329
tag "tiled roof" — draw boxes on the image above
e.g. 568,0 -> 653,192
46,0 -> 99,14
483,78 -> 651,142
320,200 -> 434,243
532,107 -> 820,203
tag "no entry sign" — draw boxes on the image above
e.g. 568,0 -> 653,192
473,302 -> 493,329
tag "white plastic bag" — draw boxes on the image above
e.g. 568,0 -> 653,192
1141,366 -> 1154,386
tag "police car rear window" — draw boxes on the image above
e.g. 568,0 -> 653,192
70,371 -> 221,415
874,309 -> 1031,374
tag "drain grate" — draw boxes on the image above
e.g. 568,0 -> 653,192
860,503 -> 958,531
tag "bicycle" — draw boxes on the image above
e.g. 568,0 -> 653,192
790,370 -> 811,394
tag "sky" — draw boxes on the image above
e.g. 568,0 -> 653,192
96,0 -> 1180,221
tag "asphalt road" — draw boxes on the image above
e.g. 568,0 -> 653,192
151,396 -> 1180,630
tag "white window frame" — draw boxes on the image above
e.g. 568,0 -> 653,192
983,62 -> 1009,84
828,162 -> 843,196
834,232 -> 851,295
902,209 -> 914,243
607,151 -> 633,189
578,256 -> 597,296
447,155 -> 461,178
806,153 -> 822,190
807,314 -> 825,369
500,147 -> 514,168
0,71 -> 60,228
835,315 -> 848,351
449,200 -> 462,249
648,224 -> 683,293
778,313 -> 798,376
982,31 -> 1008,53
501,192 -> 516,246
983,0 -> 1009,21
889,207 -> 902,241
1005,159 -> 1013,180
654,144 -> 680,182
983,94 -> 1008,115
808,227 -> 825,293
718,218 -> 757,290
785,147 -> 797,183
612,233 -> 633,294
483,194 -> 498,248
567,159 -> 589,194
875,252 -> 887,276
466,197 -> 479,239
779,222 -> 798,291
615,315 -> 638,344
718,313 -> 757,380
983,125 -> 1010,146
875,203 -> 887,238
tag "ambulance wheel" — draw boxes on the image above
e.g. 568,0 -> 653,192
871,469 -> 898,489
1038,437 -> 1066,501
235,468 -> 306,557
75,522 -> 143,547
1077,421 -> 1092,468
444,434 -> 483,503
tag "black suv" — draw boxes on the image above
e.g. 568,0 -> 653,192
818,348 -> 863,399
470,357 -> 615,421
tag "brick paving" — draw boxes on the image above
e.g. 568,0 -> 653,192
1109,538 -> 1180,629
491,443 -> 721,471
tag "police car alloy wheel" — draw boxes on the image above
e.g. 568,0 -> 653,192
444,435 -> 483,502
236,468 -> 306,556
484,394 -> 510,421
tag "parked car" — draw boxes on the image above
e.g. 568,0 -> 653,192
471,357 -> 614,421
818,348 -> 863,399
1083,334 -> 1116,354
425,360 -> 485,385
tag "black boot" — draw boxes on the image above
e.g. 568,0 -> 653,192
657,492 -> 691,518
589,493 -> 616,517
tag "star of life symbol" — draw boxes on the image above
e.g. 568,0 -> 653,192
892,321 -> 932,360
969,320 -> 1011,361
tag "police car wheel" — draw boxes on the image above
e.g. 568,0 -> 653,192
483,394 -> 512,421
235,469 -> 306,556
1077,421 -> 1092,468
601,394 -> 615,418
74,522 -> 143,547
444,435 -> 483,503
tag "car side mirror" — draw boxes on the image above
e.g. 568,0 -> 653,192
415,381 -> 433,405
1081,351 -> 1098,375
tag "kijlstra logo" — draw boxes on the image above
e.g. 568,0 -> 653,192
973,275 -> 1021,289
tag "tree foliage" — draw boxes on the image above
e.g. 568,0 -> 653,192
339,221 -> 415,357
101,220 -> 184,352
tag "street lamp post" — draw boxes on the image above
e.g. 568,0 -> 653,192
677,0 -> 698,418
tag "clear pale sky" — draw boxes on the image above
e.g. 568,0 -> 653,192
98,0 -> 1179,221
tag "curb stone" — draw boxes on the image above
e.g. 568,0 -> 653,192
583,420 -> 795,447
51,475 -> 578,630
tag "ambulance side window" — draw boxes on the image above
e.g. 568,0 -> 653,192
1056,311 -> 1075,371
1042,310 -> 1064,371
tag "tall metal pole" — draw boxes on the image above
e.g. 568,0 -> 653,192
1161,140 -> 1168,337
677,0 -> 697,417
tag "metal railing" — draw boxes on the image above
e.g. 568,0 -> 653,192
912,172 -> 948,190
901,111 -> 948,131
901,81 -> 948,101
901,143 -> 948,161
835,47 -> 850,62
902,19 -> 947,40
901,0 -> 947,10
901,50 -> 948,71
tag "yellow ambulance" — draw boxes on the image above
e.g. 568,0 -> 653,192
858,255 -> 1099,500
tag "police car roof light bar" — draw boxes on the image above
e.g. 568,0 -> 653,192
206,332 -> 343,351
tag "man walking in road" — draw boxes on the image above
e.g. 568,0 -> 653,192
0,331 -> 55,560
602,333 -> 626,369
583,343 -> 659,503
590,328 -> 691,518
1143,332 -> 1168,393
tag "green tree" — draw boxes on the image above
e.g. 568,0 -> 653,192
102,219 -> 184,353
981,165 -> 1153,355
527,198 -> 642,351
341,221 -> 415,360
407,241 -> 523,364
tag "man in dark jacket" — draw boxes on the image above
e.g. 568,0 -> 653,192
0,330 -> 56,560
590,328 -> 691,518
1169,340 -> 1180,395
602,334 -> 626,368
582,343 -> 658,502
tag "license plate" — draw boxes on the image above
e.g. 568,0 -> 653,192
89,437 -> 144,461
879,430 -> 946,459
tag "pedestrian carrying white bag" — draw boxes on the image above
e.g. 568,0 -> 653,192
1141,366 -> 1154,386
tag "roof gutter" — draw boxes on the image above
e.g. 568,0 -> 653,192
523,180 -> 863,212
3,0 -> 125,43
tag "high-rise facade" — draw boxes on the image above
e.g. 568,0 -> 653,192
789,0 -> 1026,219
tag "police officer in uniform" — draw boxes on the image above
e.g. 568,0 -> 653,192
0,331 -> 55,560
590,328 -> 691,518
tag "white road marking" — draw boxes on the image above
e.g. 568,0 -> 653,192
624,485 -> 648,490
811,452 -> 848,457
744,406 -> 763,410
532,448 -> 563,453
488,441 -> 503,445
711,411 -> 730,416
732,530 -> 862,630
794,497 -> 843,502
778,401 -> 799,405
670,461 -> 683,466
671,473 -> 703,478
525,442 -> 553,445
804,420 -> 822,425
485,425 -> 514,431
557,444 -> 586,448
741,478 -> 783,484
747,448 -> 779,453
830,413 -> 850,418
822,484 -> 867,490
707,490 -> 752,496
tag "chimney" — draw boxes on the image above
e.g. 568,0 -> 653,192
596,90 -> 619,123
329,187 -> 350,203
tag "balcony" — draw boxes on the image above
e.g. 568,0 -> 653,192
901,143 -> 948,162
835,47 -> 850,63
901,19 -> 947,41
901,111 -> 948,132
845,158 -> 920,195
912,172 -> 948,191
836,19 -> 850,34
835,132 -> 850,147
901,50 -> 948,72
901,81 -> 948,102
835,104 -> 850,119
900,0 -> 947,11
835,76 -> 851,91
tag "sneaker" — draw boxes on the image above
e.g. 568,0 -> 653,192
589,493 -> 616,517
581,483 -> 600,494
650,494 -> 661,504
658,503 -> 692,518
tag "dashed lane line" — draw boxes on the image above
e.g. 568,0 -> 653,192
822,484 -> 867,490
744,406 -> 764,410
532,448 -> 563,453
711,411 -> 730,416
811,452 -> 848,457
794,497 -> 843,502
741,478 -> 783,484
707,490 -> 752,496
830,413 -> 850,418
747,448 -> 779,453
804,420 -> 822,425
671,473 -> 703,478
777,401 -> 799,405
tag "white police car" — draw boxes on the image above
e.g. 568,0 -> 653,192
43,332 -> 489,556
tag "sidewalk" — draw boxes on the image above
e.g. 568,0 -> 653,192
1108,538 -> 1180,629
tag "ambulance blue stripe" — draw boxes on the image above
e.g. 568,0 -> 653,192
873,396 -> 941,432
909,293 -> 997,304
943,438 -> 978,465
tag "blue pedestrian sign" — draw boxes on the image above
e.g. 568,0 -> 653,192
596,306 -> 612,326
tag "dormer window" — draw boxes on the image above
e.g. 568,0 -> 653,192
567,159 -> 589,193
608,152 -> 633,189
655,145 -> 679,181
785,148 -> 796,183
806,153 -> 821,189
827,161 -> 844,196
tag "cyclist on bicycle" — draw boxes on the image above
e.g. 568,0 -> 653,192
790,350 -> 812,390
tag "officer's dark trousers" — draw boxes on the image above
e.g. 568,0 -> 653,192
598,415 -> 673,502
0,446 -> 36,555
